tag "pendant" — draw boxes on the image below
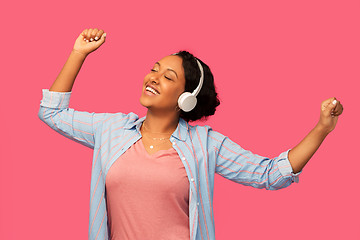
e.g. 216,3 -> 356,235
150,145 -> 154,149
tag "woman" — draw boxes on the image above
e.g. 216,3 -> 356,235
38,28 -> 343,240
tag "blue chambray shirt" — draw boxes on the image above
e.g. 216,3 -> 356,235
38,89 -> 301,240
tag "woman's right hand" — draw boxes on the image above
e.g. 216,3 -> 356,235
72,28 -> 107,56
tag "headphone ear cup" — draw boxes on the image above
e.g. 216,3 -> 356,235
178,92 -> 197,112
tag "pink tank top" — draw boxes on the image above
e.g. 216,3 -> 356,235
105,138 -> 190,240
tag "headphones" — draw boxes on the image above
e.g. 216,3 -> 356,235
175,56 -> 204,112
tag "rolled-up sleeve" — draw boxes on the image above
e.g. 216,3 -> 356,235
277,149 -> 301,184
38,89 -> 107,149
211,130 -> 301,190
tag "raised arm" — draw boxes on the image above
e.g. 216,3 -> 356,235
50,28 -> 107,92
288,97 -> 344,173
211,97 -> 343,190
211,129 -> 299,191
38,28 -> 109,149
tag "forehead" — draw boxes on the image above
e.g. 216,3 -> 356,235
157,55 -> 184,76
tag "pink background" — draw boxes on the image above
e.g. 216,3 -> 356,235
1,0 -> 359,239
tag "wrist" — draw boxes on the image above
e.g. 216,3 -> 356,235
314,122 -> 332,136
71,49 -> 88,58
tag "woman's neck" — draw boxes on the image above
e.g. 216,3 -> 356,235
143,109 -> 180,134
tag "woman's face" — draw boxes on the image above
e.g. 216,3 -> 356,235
139,55 -> 186,113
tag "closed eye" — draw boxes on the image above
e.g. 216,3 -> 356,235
151,69 -> 172,80
150,68 -> 172,80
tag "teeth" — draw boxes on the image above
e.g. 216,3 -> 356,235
146,86 -> 159,95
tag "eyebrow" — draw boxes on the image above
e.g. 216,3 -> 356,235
155,62 -> 178,79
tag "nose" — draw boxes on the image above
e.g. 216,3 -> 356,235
150,74 -> 159,84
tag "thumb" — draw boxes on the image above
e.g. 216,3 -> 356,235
322,98 -> 337,116
97,32 -> 106,44
90,32 -> 106,47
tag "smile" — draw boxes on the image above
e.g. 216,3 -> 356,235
145,86 -> 160,95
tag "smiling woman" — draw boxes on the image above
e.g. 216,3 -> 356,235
38,28 -> 343,240
139,51 -> 220,123
139,54 -> 187,115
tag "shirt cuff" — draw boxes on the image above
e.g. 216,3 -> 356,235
276,149 -> 301,183
40,89 -> 72,109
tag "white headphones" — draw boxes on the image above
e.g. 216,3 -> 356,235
176,57 -> 204,112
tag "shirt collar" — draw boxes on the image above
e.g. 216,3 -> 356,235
125,116 -> 189,142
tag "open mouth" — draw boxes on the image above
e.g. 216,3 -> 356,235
145,86 -> 160,95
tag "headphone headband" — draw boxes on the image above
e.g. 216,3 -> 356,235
171,53 -> 204,97
192,59 -> 204,97
172,52 -> 205,112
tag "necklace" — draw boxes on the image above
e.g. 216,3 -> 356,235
143,134 -> 169,141
143,137 -> 170,149
141,120 -> 175,149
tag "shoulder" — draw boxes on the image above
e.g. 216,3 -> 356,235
98,111 -> 140,128
187,122 -> 227,143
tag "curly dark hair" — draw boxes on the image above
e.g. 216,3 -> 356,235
174,50 -> 221,122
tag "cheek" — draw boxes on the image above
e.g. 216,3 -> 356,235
143,74 -> 150,81
163,85 -> 182,99
173,87 -> 186,102
177,84 -> 185,96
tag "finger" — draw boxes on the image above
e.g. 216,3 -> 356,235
85,28 -> 93,42
339,104 -> 344,115
93,32 -> 107,46
81,29 -> 89,41
323,97 -> 337,116
331,99 -> 345,117
332,100 -> 340,112
81,29 -> 87,37
100,32 -> 106,41
321,97 -> 334,111
89,28 -> 99,42
94,29 -> 104,41
331,100 -> 338,113
332,102 -> 344,116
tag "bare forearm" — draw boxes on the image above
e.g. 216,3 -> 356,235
288,124 -> 329,174
49,50 -> 87,92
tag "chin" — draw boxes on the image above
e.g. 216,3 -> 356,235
139,96 -> 151,108
139,97 -> 145,107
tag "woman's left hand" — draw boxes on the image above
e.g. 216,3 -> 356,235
316,97 -> 344,134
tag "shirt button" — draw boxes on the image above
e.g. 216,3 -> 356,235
197,202 -> 199,206
190,178 -> 194,182
172,142 -> 176,145
182,157 -> 186,161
